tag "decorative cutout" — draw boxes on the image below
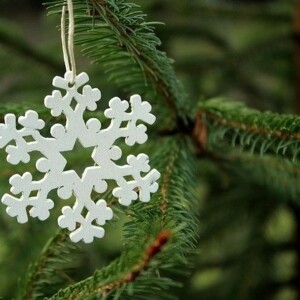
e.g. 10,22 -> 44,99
0,72 -> 160,243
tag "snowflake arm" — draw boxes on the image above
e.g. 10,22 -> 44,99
103,95 -> 156,146
112,154 -> 160,206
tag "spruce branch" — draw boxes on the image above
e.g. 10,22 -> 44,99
196,98 -> 300,162
158,142 -> 180,227
51,231 -> 170,299
47,137 -> 199,299
1,0 -> 297,298
49,230 -> 171,299
45,0 -> 189,127
152,137 -> 199,261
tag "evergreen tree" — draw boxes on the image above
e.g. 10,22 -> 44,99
0,0 -> 298,299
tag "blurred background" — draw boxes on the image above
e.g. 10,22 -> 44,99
0,0 -> 298,299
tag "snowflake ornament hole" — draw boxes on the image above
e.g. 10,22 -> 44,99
29,190 -> 39,198
68,81 -> 75,88
120,120 -> 129,129
69,99 -> 78,111
62,140 -> 96,178
23,135 -> 36,143
123,174 -> 134,182
0,72 -> 160,243
79,205 -> 88,217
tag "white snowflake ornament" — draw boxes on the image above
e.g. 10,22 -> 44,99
0,72 -> 160,243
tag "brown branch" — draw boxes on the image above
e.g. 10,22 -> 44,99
90,0 -> 180,122
196,110 -> 300,141
159,147 -> 180,226
72,230 -> 170,299
193,110 -> 207,153
105,230 -> 170,287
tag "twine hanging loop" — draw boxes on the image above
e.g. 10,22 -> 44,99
61,0 -> 77,84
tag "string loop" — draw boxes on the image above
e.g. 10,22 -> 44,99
61,0 -> 77,84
